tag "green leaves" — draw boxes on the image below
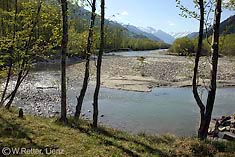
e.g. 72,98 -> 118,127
170,37 -> 195,55
0,0 -> 62,70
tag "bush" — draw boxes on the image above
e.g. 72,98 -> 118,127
170,37 -> 194,55
220,34 -> 235,56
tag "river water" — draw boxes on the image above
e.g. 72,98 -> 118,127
108,49 -> 170,57
14,49 -> 235,136
69,86 -> 235,136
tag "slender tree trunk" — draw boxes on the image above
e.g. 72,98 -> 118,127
60,0 -> 68,123
192,0 -> 222,140
199,0 -> 222,139
75,0 -> 97,119
4,0 -> 41,110
192,0 -> 206,139
0,57 -> 12,107
92,0 -> 105,128
5,71 -> 25,109
0,0 -> 17,107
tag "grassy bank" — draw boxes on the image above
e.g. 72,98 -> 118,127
0,108 -> 235,157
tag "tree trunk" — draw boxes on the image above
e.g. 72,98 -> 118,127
75,59 -> 90,118
60,0 -> 68,123
5,74 -> 22,109
4,0 -> 41,110
192,0 -> 206,139
0,0 -> 17,107
93,0 -> 105,128
5,69 -> 28,109
192,0 -> 222,140
0,56 -> 12,107
199,0 -> 222,139
75,0 -> 97,119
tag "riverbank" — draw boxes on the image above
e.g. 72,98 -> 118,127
1,108 -> 235,157
3,50 -> 235,92
67,51 -> 235,92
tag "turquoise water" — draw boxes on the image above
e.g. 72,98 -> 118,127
66,87 -> 235,136
109,49 -> 170,57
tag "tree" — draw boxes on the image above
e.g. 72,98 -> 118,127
92,0 -> 105,128
197,0 -> 222,139
192,0 -> 207,140
0,0 -> 61,109
0,0 -> 43,109
170,37 -> 194,55
75,0 -> 97,119
0,0 -> 17,107
60,0 -> 68,123
177,0 -> 222,139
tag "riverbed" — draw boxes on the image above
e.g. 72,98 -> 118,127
4,49 -> 235,136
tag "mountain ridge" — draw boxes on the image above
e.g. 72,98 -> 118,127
139,27 -> 175,44
187,15 -> 235,39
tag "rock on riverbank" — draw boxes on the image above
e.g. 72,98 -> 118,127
209,114 -> 235,141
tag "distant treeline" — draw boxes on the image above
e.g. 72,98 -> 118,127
170,34 -> 235,56
69,24 -> 170,57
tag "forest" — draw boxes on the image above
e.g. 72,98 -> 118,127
0,0 -> 235,156
170,34 -> 235,56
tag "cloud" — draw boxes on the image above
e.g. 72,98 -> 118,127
168,21 -> 176,26
121,11 -> 129,16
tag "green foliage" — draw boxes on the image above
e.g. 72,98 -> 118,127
170,37 -> 194,55
127,38 -> 169,51
192,37 -> 211,55
223,0 -> 235,9
220,34 -> 235,56
170,35 -> 235,56
68,28 -> 87,56
0,0 -> 61,70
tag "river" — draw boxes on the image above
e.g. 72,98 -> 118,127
13,49 -> 235,136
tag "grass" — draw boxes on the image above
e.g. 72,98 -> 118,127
0,108 -> 235,157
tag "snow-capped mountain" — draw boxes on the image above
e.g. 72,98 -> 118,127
139,27 -> 157,34
169,32 -> 192,39
123,25 -> 162,42
139,27 -> 175,44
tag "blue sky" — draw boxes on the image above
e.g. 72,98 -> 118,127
103,0 -> 235,33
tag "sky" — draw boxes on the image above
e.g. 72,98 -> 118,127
102,0 -> 235,33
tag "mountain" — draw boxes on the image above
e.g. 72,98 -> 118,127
208,15 -> 235,36
170,32 -> 192,39
123,25 -> 162,42
187,32 -> 199,39
187,15 -> 235,39
139,27 -> 175,44
69,4 -> 162,42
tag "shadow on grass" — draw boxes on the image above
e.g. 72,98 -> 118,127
0,115 -> 59,156
67,118 -> 169,157
94,127 -> 170,157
